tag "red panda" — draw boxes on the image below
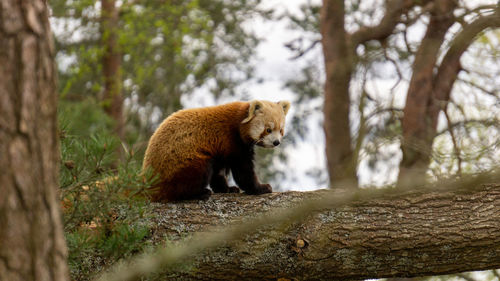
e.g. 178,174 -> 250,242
142,100 -> 291,202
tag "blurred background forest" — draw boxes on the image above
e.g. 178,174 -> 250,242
48,0 -> 500,280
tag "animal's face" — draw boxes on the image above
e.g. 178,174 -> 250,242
242,100 -> 291,148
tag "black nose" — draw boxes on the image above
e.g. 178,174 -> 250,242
273,140 -> 280,146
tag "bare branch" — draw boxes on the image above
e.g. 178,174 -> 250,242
436,118 -> 499,136
400,2 -> 435,26
402,26 -> 414,54
285,39 -> 321,60
365,107 -> 403,121
457,77 -> 500,100
433,11 -> 500,104
382,47 -> 404,91
352,71 -> 370,167
443,104 -> 463,176
350,0 -> 425,46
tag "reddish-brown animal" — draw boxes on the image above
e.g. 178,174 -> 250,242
142,100 -> 290,202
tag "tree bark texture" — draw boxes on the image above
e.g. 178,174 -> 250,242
149,184 -> 500,280
0,0 -> 69,280
101,0 -> 124,141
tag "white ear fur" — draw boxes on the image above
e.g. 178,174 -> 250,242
277,100 -> 291,115
242,100 -> 263,123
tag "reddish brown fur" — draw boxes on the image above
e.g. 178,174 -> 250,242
142,101 -> 288,202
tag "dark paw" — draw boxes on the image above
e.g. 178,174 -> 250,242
257,183 -> 272,194
227,186 -> 240,193
246,184 -> 272,195
197,189 -> 213,201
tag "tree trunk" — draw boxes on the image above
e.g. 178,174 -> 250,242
0,1 -> 69,280
320,0 -> 422,187
144,183 -> 500,280
320,0 -> 357,187
398,0 -> 456,186
101,0 -> 124,142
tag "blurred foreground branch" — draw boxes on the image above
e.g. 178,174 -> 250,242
97,172 -> 500,281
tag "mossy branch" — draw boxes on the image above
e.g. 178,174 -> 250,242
97,172 -> 500,281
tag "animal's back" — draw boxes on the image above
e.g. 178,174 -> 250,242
142,102 -> 247,183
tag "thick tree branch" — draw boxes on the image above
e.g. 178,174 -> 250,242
432,11 -> 500,109
98,174 -> 500,281
398,0 -> 457,185
350,0 -> 426,46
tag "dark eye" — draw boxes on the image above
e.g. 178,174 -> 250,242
266,128 -> 272,133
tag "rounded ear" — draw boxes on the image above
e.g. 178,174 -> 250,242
277,100 -> 291,115
242,100 -> 263,123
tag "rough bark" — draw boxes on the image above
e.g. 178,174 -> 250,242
145,183 -> 500,280
101,0 -> 124,141
0,0 -> 69,280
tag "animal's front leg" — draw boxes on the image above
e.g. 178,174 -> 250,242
230,153 -> 272,195
210,171 -> 240,193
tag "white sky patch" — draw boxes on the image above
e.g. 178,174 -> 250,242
241,1 -> 327,190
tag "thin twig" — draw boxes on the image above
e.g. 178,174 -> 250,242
365,107 -> 403,121
435,118 -> 499,136
443,104 -> 463,176
382,46 -> 403,92
458,77 -> 500,100
353,70 -> 369,168
287,39 -> 321,60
